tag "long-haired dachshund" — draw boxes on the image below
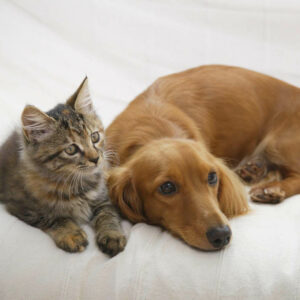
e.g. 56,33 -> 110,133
106,65 -> 299,251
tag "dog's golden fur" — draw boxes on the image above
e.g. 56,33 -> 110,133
106,65 -> 300,250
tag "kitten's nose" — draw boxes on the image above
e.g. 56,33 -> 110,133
89,156 -> 99,165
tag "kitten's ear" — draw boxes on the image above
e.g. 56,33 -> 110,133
22,105 -> 55,142
67,77 -> 94,115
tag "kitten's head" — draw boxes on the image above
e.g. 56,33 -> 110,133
21,77 -> 105,177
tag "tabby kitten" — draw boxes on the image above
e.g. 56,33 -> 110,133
0,78 -> 126,256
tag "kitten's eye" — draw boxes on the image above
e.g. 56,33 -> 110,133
65,144 -> 78,155
91,131 -> 100,143
159,181 -> 177,195
208,171 -> 218,186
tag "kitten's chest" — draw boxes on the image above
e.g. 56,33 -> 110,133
51,182 -> 105,223
24,168 -> 106,223
55,196 -> 94,223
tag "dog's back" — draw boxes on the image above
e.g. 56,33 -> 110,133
107,65 -> 300,165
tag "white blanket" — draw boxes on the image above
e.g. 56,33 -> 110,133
1,0 -> 300,299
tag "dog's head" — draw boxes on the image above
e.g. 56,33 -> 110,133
108,139 -> 249,251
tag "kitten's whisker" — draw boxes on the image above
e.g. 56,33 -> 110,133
78,170 -> 84,193
103,149 -> 119,164
69,171 -> 78,199
68,173 -> 75,200
71,173 -> 77,195
61,169 -> 77,201
53,173 -> 65,197
76,172 -> 82,194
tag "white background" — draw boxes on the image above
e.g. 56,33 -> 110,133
1,1 -> 300,299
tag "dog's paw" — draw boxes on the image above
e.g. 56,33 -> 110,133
236,157 -> 267,184
250,186 -> 286,204
96,230 -> 126,256
56,229 -> 88,253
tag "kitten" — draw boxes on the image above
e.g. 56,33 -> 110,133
0,78 -> 126,256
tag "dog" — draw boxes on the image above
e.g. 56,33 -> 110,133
106,65 -> 300,251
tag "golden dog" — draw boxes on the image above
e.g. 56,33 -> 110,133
106,65 -> 299,250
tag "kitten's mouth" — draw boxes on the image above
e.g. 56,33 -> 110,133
78,165 -> 100,173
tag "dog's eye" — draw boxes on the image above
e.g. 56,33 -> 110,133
208,171 -> 218,185
159,181 -> 177,195
65,144 -> 78,155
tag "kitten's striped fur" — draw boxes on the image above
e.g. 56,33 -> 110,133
0,78 -> 126,255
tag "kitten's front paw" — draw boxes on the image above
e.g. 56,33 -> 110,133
56,229 -> 89,253
96,230 -> 126,256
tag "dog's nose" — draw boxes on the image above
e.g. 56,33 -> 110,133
206,225 -> 232,249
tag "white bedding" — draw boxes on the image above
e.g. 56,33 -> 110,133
1,0 -> 300,299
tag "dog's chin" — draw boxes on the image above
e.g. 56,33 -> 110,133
181,237 -> 228,252
195,245 -> 228,252
188,243 -> 227,252
164,227 -> 220,251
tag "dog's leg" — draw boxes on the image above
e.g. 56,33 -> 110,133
247,125 -> 300,203
250,174 -> 300,203
236,156 -> 269,184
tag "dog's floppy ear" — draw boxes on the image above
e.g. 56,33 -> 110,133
108,166 -> 145,223
216,159 -> 249,217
